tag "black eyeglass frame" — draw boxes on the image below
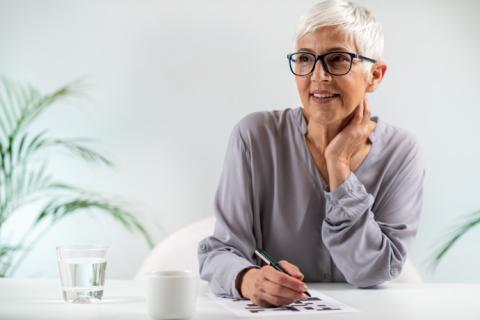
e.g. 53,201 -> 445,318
286,51 -> 377,76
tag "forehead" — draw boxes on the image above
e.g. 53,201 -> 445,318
296,26 -> 356,53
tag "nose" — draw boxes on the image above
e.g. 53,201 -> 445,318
310,60 -> 331,82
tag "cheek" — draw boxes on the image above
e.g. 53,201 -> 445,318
339,80 -> 366,109
340,94 -> 359,114
295,78 -> 310,99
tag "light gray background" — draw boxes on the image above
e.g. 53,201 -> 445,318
0,0 -> 479,282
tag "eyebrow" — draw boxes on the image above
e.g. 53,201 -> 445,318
297,47 -> 350,53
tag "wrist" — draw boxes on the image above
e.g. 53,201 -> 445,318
238,267 -> 259,299
326,160 -> 350,192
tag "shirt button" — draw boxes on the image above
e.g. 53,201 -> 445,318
200,243 -> 207,252
391,267 -> 400,277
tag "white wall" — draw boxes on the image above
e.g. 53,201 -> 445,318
0,0 -> 479,281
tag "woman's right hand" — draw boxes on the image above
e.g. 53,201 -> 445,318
238,260 -> 309,307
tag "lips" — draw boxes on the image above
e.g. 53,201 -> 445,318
310,91 -> 340,104
312,93 -> 338,98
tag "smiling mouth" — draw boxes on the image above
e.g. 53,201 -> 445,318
310,93 -> 340,104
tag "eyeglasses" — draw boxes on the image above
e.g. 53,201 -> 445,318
287,51 -> 376,76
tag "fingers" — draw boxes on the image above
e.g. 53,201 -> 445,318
351,97 -> 366,125
324,95 -> 373,164
352,101 -> 363,124
362,96 -> 371,123
361,96 -> 375,137
250,265 -> 308,307
353,96 -> 371,128
262,279 -> 307,301
252,290 -> 306,307
278,260 -> 304,281
263,266 -> 307,293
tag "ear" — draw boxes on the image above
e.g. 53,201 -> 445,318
366,61 -> 387,93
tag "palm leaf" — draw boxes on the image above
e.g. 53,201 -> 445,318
45,138 -> 112,166
0,77 -> 41,139
0,244 -> 23,277
426,210 -> 480,272
12,81 -> 79,138
0,78 -> 21,137
13,131 -> 112,169
0,77 -> 81,155
0,244 -> 21,258
6,196 -> 154,277
0,77 -> 155,277
0,78 -> 76,220
13,130 -> 48,168
34,197 -> 154,248
0,161 -> 52,219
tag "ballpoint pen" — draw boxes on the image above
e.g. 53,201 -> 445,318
254,248 -> 311,297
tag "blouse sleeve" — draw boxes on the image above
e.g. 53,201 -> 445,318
321,139 -> 424,287
198,125 -> 257,298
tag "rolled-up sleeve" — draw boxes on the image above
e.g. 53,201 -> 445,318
321,141 -> 424,287
198,125 -> 257,298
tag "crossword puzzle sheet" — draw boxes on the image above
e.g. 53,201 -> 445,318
209,289 -> 358,317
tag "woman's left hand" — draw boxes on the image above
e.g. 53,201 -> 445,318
324,97 -> 375,191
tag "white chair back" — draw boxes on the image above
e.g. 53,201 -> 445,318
135,217 -> 214,279
135,217 -> 422,283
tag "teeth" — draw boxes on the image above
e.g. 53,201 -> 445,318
313,93 -> 337,98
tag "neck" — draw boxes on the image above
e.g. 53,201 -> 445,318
304,114 -> 352,155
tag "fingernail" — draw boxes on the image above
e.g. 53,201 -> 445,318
302,294 -> 308,300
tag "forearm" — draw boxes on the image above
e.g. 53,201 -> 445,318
322,213 -> 405,287
198,124 -> 259,297
198,237 -> 256,298
321,174 -> 408,287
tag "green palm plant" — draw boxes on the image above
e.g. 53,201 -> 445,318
427,210 -> 480,272
0,77 -> 154,277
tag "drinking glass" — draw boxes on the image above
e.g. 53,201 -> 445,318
57,245 -> 108,303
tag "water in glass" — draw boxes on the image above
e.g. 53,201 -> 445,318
57,244 -> 108,304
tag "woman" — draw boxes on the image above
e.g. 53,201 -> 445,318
198,0 -> 424,307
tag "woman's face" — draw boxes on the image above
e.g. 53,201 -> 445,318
295,26 -> 372,126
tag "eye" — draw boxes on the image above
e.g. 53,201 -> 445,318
293,53 -> 314,64
326,53 -> 350,64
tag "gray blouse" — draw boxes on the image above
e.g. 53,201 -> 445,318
198,107 -> 424,298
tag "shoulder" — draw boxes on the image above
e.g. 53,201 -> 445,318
378,120 -> 416,142
379,121 -> 421,153
376,120 -> 424,173
234,108 -> 300,145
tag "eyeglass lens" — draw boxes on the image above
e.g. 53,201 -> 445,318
290,52 -> 352,76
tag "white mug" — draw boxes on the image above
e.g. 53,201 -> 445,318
146,270 -> 198,320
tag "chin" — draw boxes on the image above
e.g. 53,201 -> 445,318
304,105 -> 339,124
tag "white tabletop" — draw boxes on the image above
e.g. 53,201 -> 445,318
0,278 -> 479,320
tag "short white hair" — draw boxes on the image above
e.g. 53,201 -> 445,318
294,0 -> 384,61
